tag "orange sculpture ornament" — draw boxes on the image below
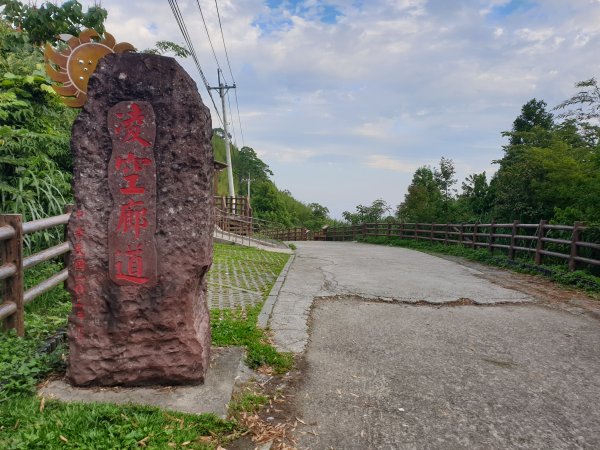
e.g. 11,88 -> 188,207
44,29 -> 135,107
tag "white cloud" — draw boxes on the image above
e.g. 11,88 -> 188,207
76,0 -> 600,216
366,155 -> 420,173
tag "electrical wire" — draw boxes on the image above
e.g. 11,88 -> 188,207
233,88 -> 246,147
214,0 -> 234,83
167,0 -> 223,126
214,0 -> 246,147
195,0 -> 225,81
227,91 -> 239,147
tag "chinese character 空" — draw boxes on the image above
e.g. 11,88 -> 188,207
115,152 -> 152,195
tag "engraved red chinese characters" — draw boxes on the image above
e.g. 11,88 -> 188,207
107,101 -> 157,286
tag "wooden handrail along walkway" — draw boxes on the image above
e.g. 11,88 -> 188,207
268,220 -> 600,271
1,213 -> 70,336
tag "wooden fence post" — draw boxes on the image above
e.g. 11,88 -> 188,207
488,220 -> 495,254
472,223 -> 478,250
0,214 -> 24,336
444,223 -> 449,245
459,223 -> 464,246
430,223 -> 434,243
361,223 -> 366,239
387,222 -> 391,239
535,219 -> 547,265
509,220 -> 518,260
568,222 -> 582,271
399,222 -> 404,240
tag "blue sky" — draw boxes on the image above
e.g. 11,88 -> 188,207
78,0 -> 600,218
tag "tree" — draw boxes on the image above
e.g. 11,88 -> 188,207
508,98 -> 554,146
0,20 -> 76,250
143,41 -> 190,58
555,78 -> 600,123
458,172 -> 491,220
396,167 -> 443,223
554,78 -> 600,146
343,199 -> 391,224
251,180 -> 291,225
0,2 -> 108,246
433,156 -> 456,207
234,146 -> 273,195
0,0 -> 107,45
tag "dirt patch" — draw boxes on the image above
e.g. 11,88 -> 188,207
226,357 -> 307,450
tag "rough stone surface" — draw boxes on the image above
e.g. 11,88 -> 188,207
67,53 -> 213,386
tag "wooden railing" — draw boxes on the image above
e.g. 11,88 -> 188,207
214,208 -> 290,245
277,220 -> 600,271
268,227 -> 310,241
215,195 -> 252,218
1,213 -> 70,336
1,207 -> 286,337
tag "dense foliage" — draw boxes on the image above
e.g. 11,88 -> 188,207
0,19 -> 77,250
213,132 -> 331,229
0,0 -> 106,45
394,95 -> 600,225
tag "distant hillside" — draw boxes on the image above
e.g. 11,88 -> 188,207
212,130 -> 330,229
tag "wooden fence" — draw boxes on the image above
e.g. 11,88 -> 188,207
268,227 -> 310,241
0,213 -> 70,336
274,220 -> 600,271
215,195 -> 252,217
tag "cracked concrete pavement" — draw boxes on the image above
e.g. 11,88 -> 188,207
269,241 -> 531,353
264,241 -> 600,449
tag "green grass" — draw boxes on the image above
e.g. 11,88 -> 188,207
360,236 -> 600,295
227,392 -> 269,416
211,305 -> 293,374
0,244 -> 292,448
0,396 -> 235,449
1,262 -> 70,401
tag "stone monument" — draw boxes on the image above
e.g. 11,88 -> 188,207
66,52 -> 213,386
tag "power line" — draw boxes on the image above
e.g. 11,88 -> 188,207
233,88 -> 245,147
214,0 -> 246,147
226,90 -> 238,146
167,0 -> 223,126
195,0 -> 225,80
214,0 -> 234,83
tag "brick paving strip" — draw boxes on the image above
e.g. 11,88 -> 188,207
207,244 -> 291,310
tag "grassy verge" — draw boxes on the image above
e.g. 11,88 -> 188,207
360,236 -> 600,295
0,397 -> 235,449
0,244 -> 292,448
211,305 -> 293,374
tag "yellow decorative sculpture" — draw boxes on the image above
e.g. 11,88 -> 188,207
45,29 -> 135,107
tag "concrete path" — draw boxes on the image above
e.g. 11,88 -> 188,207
269,241 -> 530,353
265,242 -> 600,449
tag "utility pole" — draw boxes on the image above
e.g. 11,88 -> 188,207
242,174 -> 252,200
209,69 -> 236,197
